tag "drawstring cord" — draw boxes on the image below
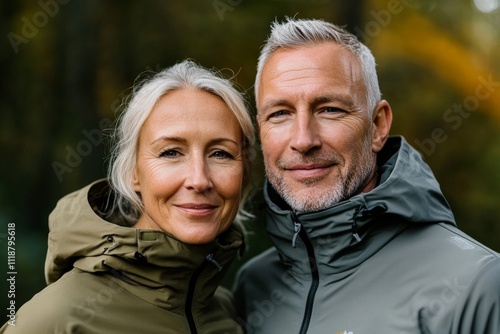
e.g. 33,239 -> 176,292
205,253 -> 222,272
290,204 -> 386,246
352,203 -> 387,243
352,222 -> 362,242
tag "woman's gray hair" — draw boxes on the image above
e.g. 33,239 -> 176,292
108,60 -> 256,227
255,18 -> 381,114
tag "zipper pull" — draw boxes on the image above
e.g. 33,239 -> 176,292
205,253 -> 222,272
292,222 -> 302,248
291,212 -> 302,248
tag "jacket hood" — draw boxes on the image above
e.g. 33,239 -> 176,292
45,180 -> 244,309
263,136 -> 456,274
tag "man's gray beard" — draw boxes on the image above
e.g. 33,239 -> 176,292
265,136 -> 376,212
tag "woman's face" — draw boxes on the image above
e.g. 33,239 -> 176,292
133,87 -> 244,244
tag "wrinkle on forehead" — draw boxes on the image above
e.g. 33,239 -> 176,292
259,43 -> 367,112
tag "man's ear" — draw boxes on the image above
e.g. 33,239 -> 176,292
371,100 -> 393,153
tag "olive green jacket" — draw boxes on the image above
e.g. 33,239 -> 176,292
1,180 -> 244,334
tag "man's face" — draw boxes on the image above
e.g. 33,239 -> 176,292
257,42 -> 378,212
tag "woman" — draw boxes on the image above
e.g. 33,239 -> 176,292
1,60 -> 255,334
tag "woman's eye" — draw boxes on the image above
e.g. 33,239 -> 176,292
159,149 -> 180,158
211,150 -> 234,159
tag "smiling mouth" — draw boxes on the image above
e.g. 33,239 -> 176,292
175,204 -> 218,216
285,163 -> 335,179
287,163 -> 333,170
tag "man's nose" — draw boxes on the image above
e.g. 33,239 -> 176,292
289,112 -> 321,154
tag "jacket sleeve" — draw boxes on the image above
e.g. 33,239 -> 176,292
449,258 -> 500,334
0,298 -> 73,334
0,281 -> 94,334
214,286 -> 238,319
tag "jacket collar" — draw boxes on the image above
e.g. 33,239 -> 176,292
46,180 -> 244,310
263,136 -> 455,276
74,226 -> 243,311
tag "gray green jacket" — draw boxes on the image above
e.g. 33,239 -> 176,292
1,180 -> 244,334
233,136 -> 500,334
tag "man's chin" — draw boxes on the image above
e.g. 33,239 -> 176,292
283,187 -> 342,212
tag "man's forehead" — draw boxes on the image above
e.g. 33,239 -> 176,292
258,43 -> 364,110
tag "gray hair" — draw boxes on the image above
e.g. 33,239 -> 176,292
255,18 -> 381,114
108,60 -> 256,227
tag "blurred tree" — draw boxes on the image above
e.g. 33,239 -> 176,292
368,0 -> 500,249
1,0 -> 499,318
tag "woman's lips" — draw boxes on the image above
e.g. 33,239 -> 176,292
175,203 -> 218,216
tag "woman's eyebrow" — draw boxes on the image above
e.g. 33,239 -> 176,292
150,136 -> 186,145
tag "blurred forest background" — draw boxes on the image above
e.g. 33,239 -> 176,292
1,0 -> 500,315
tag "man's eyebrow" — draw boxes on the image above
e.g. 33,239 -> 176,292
260,99 -> 289,113
313,94 -> 356,109
260,94 -> 357,112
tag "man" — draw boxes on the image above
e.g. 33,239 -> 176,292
233,18 -> 500,333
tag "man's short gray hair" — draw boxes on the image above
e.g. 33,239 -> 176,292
255,18 -> 381,114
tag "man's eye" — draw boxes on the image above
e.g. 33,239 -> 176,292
324,107 -> 344,113
159,149 -> 180,158
268,110 -> 289,119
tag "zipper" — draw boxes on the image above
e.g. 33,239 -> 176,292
185,252 -> 222,334
291,212 -> 319,334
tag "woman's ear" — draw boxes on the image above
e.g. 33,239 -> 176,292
371,100 -> 393,153
133,169 -> 141,192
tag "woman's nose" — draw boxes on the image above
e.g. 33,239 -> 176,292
184,155 -> 213,192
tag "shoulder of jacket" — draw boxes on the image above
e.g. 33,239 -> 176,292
6,269 -> 126,331
3,273 -> 84,332
435,222 -> 499,257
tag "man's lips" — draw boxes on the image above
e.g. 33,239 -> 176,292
284,163 -> 335,179
286,163 -> 332,170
